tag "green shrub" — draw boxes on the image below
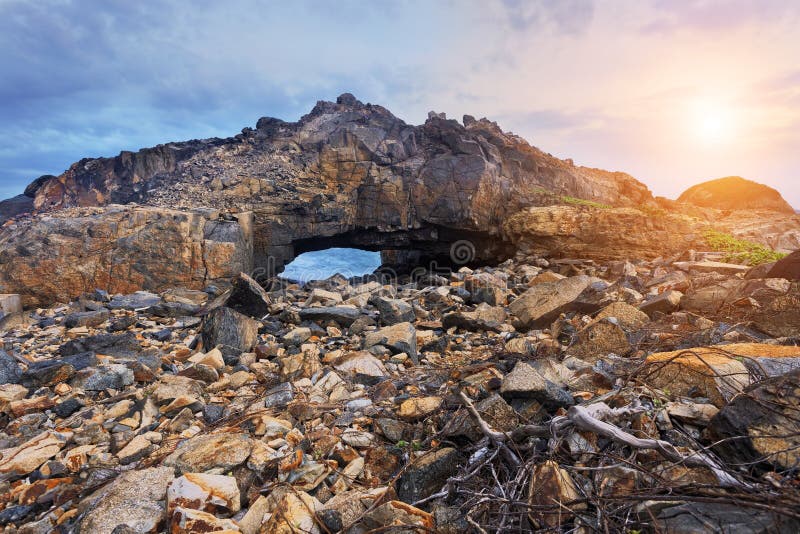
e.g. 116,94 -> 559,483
703,229 -> 787,266
561,195 -> 612,210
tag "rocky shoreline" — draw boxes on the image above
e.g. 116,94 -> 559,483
0,247 -> 799,532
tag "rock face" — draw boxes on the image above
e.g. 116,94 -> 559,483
0,205 -> 253,307
678,176 -> 795,214
0,94 -> 658,306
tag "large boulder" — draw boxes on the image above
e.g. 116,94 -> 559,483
708,368 -> 800,471
767,249 -> 800,280
508,275 -> 591,329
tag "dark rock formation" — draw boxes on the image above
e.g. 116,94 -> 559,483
10,94 -> 654,275
678,176 -> 795,214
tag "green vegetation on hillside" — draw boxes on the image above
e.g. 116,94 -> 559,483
703,229 -> 787,266
561,195 -> 611,210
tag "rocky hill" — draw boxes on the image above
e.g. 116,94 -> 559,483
678,176 -> 795,214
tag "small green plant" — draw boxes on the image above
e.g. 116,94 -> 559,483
703,229 -> 787,266
638,204 -> 668,219
561,195 -> 612,210
396,440 -> 408,448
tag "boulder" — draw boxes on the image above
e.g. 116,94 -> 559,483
0,349 -> 22,385
766,249 -> 800,280
298,305 -> 361,326
163,433 -> 254,474
643,343 -> 800,407
442,303 -> 507,332
508,275 -> 591,329
77,466 -> 175,534
372,296 -> 415,325
639,290 -> 682,317
500,361 -> 574,409
220,271 -> 271,318
167,473 -> 241,517
201,306 -> 260,353
528,460 -> 586,529
396,447 -> 462,504
708,368 -> 800,471
567,318 -> 631,362
364,322 -> 417,363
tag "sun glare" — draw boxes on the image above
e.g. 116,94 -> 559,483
691,100 -> 735,145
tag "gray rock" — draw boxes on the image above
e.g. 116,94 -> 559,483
78,466 -> 174,534
372,297 -> 415,325
500,361 -> 574,409
108,291 -> 161,310
264,382 -> 294,408
222,272 -> 272,318
442,303 -> 506,332
639,289 -> 682,317
71,364 -> 134,391
364,322 -> 417,363
201,306 -> 259,353
656,502 -> 800,533
299,306 -> 361,326
59,331 -> 141,358
396,447 -> 462,504
63,309 -> 110,328
509,275 -> 591,329
0,349 -> 22,385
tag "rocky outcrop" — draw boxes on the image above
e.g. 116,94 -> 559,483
678,176 -> 795,214
11,94 -> 654,275
0,205 -> 253,307
503,205 -> 704,260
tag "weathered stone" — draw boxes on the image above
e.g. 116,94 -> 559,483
109,291 -> 162,310
298,306 -> 360,326
398,396 -> 443,421
643,343 -> 800,407
444,393 -> 519,442
528,460 -> 586,529
0,431 -> 69,478
364,322 -> 417,362
656,502 -> 800,534
568,318 -> 631,362
261,491 -> 322,534
333,351 -> 388,378
202,306 -> 259,353
78,466 -> 174,534
639,290 -> 682,317
71,363 -> 134,391
708,368 -> 800,471
221,271 -> 271,318
362,501 -> 434,532
170,507 -> 241,532
167,473 -> 241,517
163,433 -> 254,474
509,275 -> 591,329
0,349 -> 22,385
766,249 -> 800,280
64,309 -> 110,328
500,361 -> 574,409
373,297 -> 415,325
59,331 -> 141,358
397,447 -> 462,504
442,303 -> 507,332
673,260 -> 749,275
594,301 -> 649,331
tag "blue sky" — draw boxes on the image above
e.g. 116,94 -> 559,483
1,0 -> 799,207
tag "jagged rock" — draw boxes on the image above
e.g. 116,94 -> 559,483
64,309 -> 110,328
109,291 -> 162,310
567,318 -> 631,362
0,431 -> 70,478
71,363 -> 134,391
508,275 -> 591,329
372,296 -> 415,325
708,368 -> 800,471
0,349 -> 22,385
169,507 -> 240,532
528,460 -> 586,529
333,351 -> 388,378
767,250 -> 800,280
201,306 -> 260,354
673,260 -> 750,275
442,303 -> 507,332
656,502 -> 800,533
167,473 -> 241,517
77,467 -> 175,534
500,361 -> 574,409
260,490 -> 322,534
643,343 -> 800,407
639,290 -> 682,317
398,396 -> 443,421
59,331 -> 141,357
221,272 -> 271,318
444,393 -> 519,441
163,433 -> 254,474
298,305 -> 361,326
594,301 -> 649,330
397,447 -> 462,504
362,501 -> 434,531
0,207 -> 253,308
364,322 -> 417,362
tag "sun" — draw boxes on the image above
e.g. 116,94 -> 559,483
691,100 -> 735,145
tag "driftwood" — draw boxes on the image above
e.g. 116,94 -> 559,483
458,392 -> 750,490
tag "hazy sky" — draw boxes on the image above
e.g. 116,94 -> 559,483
1,0 -> 798,207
